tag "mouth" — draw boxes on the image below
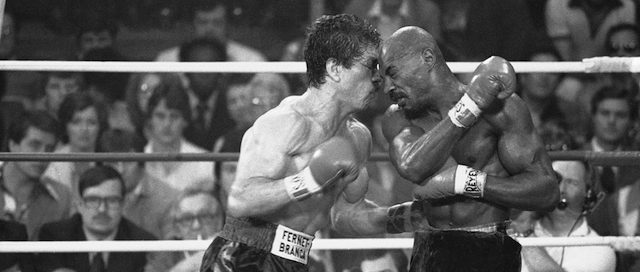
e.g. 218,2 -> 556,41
389,91 -> 405,102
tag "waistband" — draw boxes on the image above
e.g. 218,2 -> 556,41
450,220 -> 511,234
219,216 -> 279,251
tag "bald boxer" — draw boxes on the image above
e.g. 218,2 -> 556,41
199,14 -> 427,272
377,26 -> 561,272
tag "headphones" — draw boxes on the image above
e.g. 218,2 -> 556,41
556,161 -> 604,215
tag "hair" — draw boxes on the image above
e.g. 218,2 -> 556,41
304,14 -> 381,88
191,0 -> 227,20
590,85 -> 639,120
43,71 -> 84,88
7,110 -> 60,147
146,76 -> 192,122
57,91 -> 110,144
99,128 -> 145,153
605,23 -> 640,53
74,14 -> 119,41
179,37 -> 228,63
170,188 -> 221,221
360,249 -> 408,272
77,165 -> 126,197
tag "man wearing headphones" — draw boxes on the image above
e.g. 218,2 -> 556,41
512,160 -> 615,272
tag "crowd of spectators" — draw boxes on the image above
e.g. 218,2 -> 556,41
1,0 -> 640,271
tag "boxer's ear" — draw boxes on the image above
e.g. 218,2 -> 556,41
421,48 -> 435,69
325,58 -> 341,82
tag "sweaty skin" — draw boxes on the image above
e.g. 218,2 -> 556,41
379,26 -> 560,229
226,49 -> 385,236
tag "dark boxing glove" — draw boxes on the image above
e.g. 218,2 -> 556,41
448,56 -> 517,128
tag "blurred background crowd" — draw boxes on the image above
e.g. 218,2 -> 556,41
1,0 -> 640,271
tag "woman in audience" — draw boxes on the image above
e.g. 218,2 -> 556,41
42,91 -> 109,202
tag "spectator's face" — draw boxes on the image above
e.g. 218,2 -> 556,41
0,13 -> 16,58
226,84 -> 252,126
593,98 -> 632,146
174,194 -> 223,240
9,127 -> 57,178
79,30 -> 114,57
360,253 -> 399,272
149,99 -> 187,146
67,106 -> 100,151
520,53 -> 560,101
185,46 -> 225,98
608,29 -> 639,57
193,6 -> 227,41
78,179 -> 124,237
137,74 -> 161,114
45,76 -> 81,114
552,161 -> 588,215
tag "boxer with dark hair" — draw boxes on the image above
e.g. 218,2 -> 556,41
375,26 -> 560,272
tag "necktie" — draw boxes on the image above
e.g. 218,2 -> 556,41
195,102 -> 208,131
600,166 -> 616,194
90,253 -> 105,272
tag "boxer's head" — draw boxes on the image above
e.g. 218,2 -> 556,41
380,26 -> 454,115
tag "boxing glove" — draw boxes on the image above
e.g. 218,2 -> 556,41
448,56 -> 516,128
284,137 -> 360,201
386,201 -> 431,233
416,165 -> 487,200
466,56 -> 517,110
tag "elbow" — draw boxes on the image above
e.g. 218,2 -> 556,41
226,193 -> 252,218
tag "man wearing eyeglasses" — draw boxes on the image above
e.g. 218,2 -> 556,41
147,189 -> 224,272
36,165 -> 157,272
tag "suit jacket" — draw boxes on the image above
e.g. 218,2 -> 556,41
183,89 -> 236,151
0,220 -> 35,272
36,213 -> 157,272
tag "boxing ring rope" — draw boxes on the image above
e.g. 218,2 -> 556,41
0,151 -> 639,165
2,56 -> 640,254
2,237 -> 640,252
0,56 -> 638,73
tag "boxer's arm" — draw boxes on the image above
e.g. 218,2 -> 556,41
481,96 -> 560,211
226,111 -> 313,218
381,106 -> 465,183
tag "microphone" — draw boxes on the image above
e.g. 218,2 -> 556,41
557,198 -> 568,210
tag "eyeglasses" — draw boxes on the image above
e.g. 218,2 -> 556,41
82,196 -> 123,209
176,213 -> 218,228
609,42 -> 638,54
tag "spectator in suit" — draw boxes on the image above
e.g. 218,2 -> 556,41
36,165 -> 156,272
581,86 -> 639,194
143,75 -> 215,192
180,37 -> 236,150
155,0 -> 266,63
145,189 -> 224,272
0,110 -> 72,240
0,219 -> 35,272
99,128 -> 179,239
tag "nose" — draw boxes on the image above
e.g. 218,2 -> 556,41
97,200 -> 108,212
382,78 -> 395,94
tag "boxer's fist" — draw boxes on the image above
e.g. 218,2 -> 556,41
284,137 -> 359,200
414,165 -> 487,200
466,56 -> 517,110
